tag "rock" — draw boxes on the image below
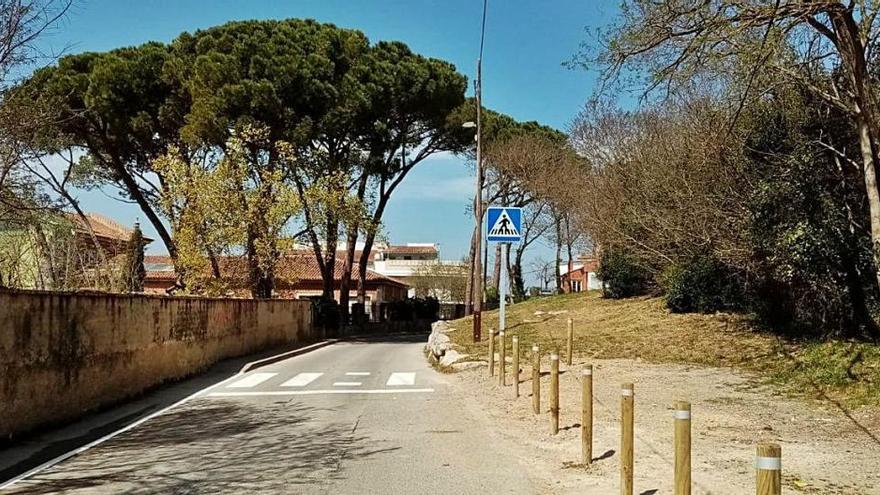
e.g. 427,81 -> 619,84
426,320 -> 456,360
440,350 -> 465,367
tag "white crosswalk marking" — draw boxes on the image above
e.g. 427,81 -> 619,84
386,372 -> 416,386
281,372 -> 323,387
345,372 -> 370,376
227,372 -> 277,388
208,388 -> 435,397
333,381 -> 362,387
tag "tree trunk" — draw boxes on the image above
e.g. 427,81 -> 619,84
356,191 -> 390,307
322,215 -> 339,301
246,227 -> 274,299
357,233 -> 374,306
511,246 -> 526,300
340,174 -> 368,323
831,11 -> 880,294
566,241 -> 574,293
849,108 -> 880,295
339,228 -> 358,324
464,223 -> 478,314
554,218 -> 563,294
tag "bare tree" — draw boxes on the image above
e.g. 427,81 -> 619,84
580,0 -> 880,290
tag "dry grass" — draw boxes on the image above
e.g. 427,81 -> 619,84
446,291 -> 880,407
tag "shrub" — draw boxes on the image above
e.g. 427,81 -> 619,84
597,250 -> 650,299
662,256 -> 743,313
483,286 -> 500,310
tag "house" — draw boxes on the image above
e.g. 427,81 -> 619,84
369,243 -> 468,303
143,254 -> 409,319
559,254 -> 602,293
287,242 -> 468,303
0,212 -> 149,290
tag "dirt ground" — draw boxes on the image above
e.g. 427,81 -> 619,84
449,357 -> 880,494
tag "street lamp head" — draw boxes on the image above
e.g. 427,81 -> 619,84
462,121 -> 476,129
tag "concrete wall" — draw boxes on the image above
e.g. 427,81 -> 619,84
0,290 -> 314,439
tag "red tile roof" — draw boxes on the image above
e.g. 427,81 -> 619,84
65,213 -> 153,243
144,254 -> 407,287
284,244 -> 437,261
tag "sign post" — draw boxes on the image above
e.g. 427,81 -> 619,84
487,207 -> 522,337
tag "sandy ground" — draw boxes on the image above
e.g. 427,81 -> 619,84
449,357 -> 880,494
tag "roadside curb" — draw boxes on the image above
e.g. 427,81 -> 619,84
239,339 -> 339,373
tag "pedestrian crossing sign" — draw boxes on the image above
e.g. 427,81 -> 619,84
486,206 -> 522,242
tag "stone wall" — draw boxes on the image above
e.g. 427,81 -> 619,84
0,290 -> 314,439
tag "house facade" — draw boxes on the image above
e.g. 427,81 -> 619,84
0,212 -> 148,290
369,243 -> 468,303
559,255 -> 602,293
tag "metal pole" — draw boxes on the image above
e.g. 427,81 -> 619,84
499,242 -> 508,335
471,0 -> 488,343
471,57 -> 483,343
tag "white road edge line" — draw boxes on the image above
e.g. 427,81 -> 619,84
207,388 -> 436,397
0,342 -> 337,490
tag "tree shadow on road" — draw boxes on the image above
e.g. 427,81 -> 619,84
5,399 -> 397,494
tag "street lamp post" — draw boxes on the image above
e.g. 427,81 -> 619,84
463,116 -> 482,342
468,0 -> 488,343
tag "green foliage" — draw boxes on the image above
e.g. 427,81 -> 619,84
597,249 -> 650,299
483,286 -> 500,310
771,341 -> 880,405
742,89 -> 878,338
662,256 -> 742,313
120,224 -> 146,292
153,124 -> 302,297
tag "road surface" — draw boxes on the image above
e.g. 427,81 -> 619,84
1,334 -> 534,494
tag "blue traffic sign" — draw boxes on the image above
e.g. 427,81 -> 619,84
486,206 -> 522,242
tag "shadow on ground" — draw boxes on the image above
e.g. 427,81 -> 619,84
6,399 -> 396,494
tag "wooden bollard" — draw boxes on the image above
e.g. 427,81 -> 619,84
674,401 -> 691,495
582,366 -> 593,465
498,331 -> 506,386
531,345 -> 540,414
488,328 -> 495,377
621,383 -> 634,495
566,318 -> 574,366
550,354 -> 560,435
512,336 -> 520,398
756,443 -> 781,495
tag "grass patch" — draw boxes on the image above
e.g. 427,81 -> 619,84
447,291 -> 880,407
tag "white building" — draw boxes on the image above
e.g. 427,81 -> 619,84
369,243 -> 467,302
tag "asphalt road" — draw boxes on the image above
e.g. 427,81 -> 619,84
1,334 -> 534,494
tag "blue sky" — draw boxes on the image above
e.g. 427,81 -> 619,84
33,0 -> 617,283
